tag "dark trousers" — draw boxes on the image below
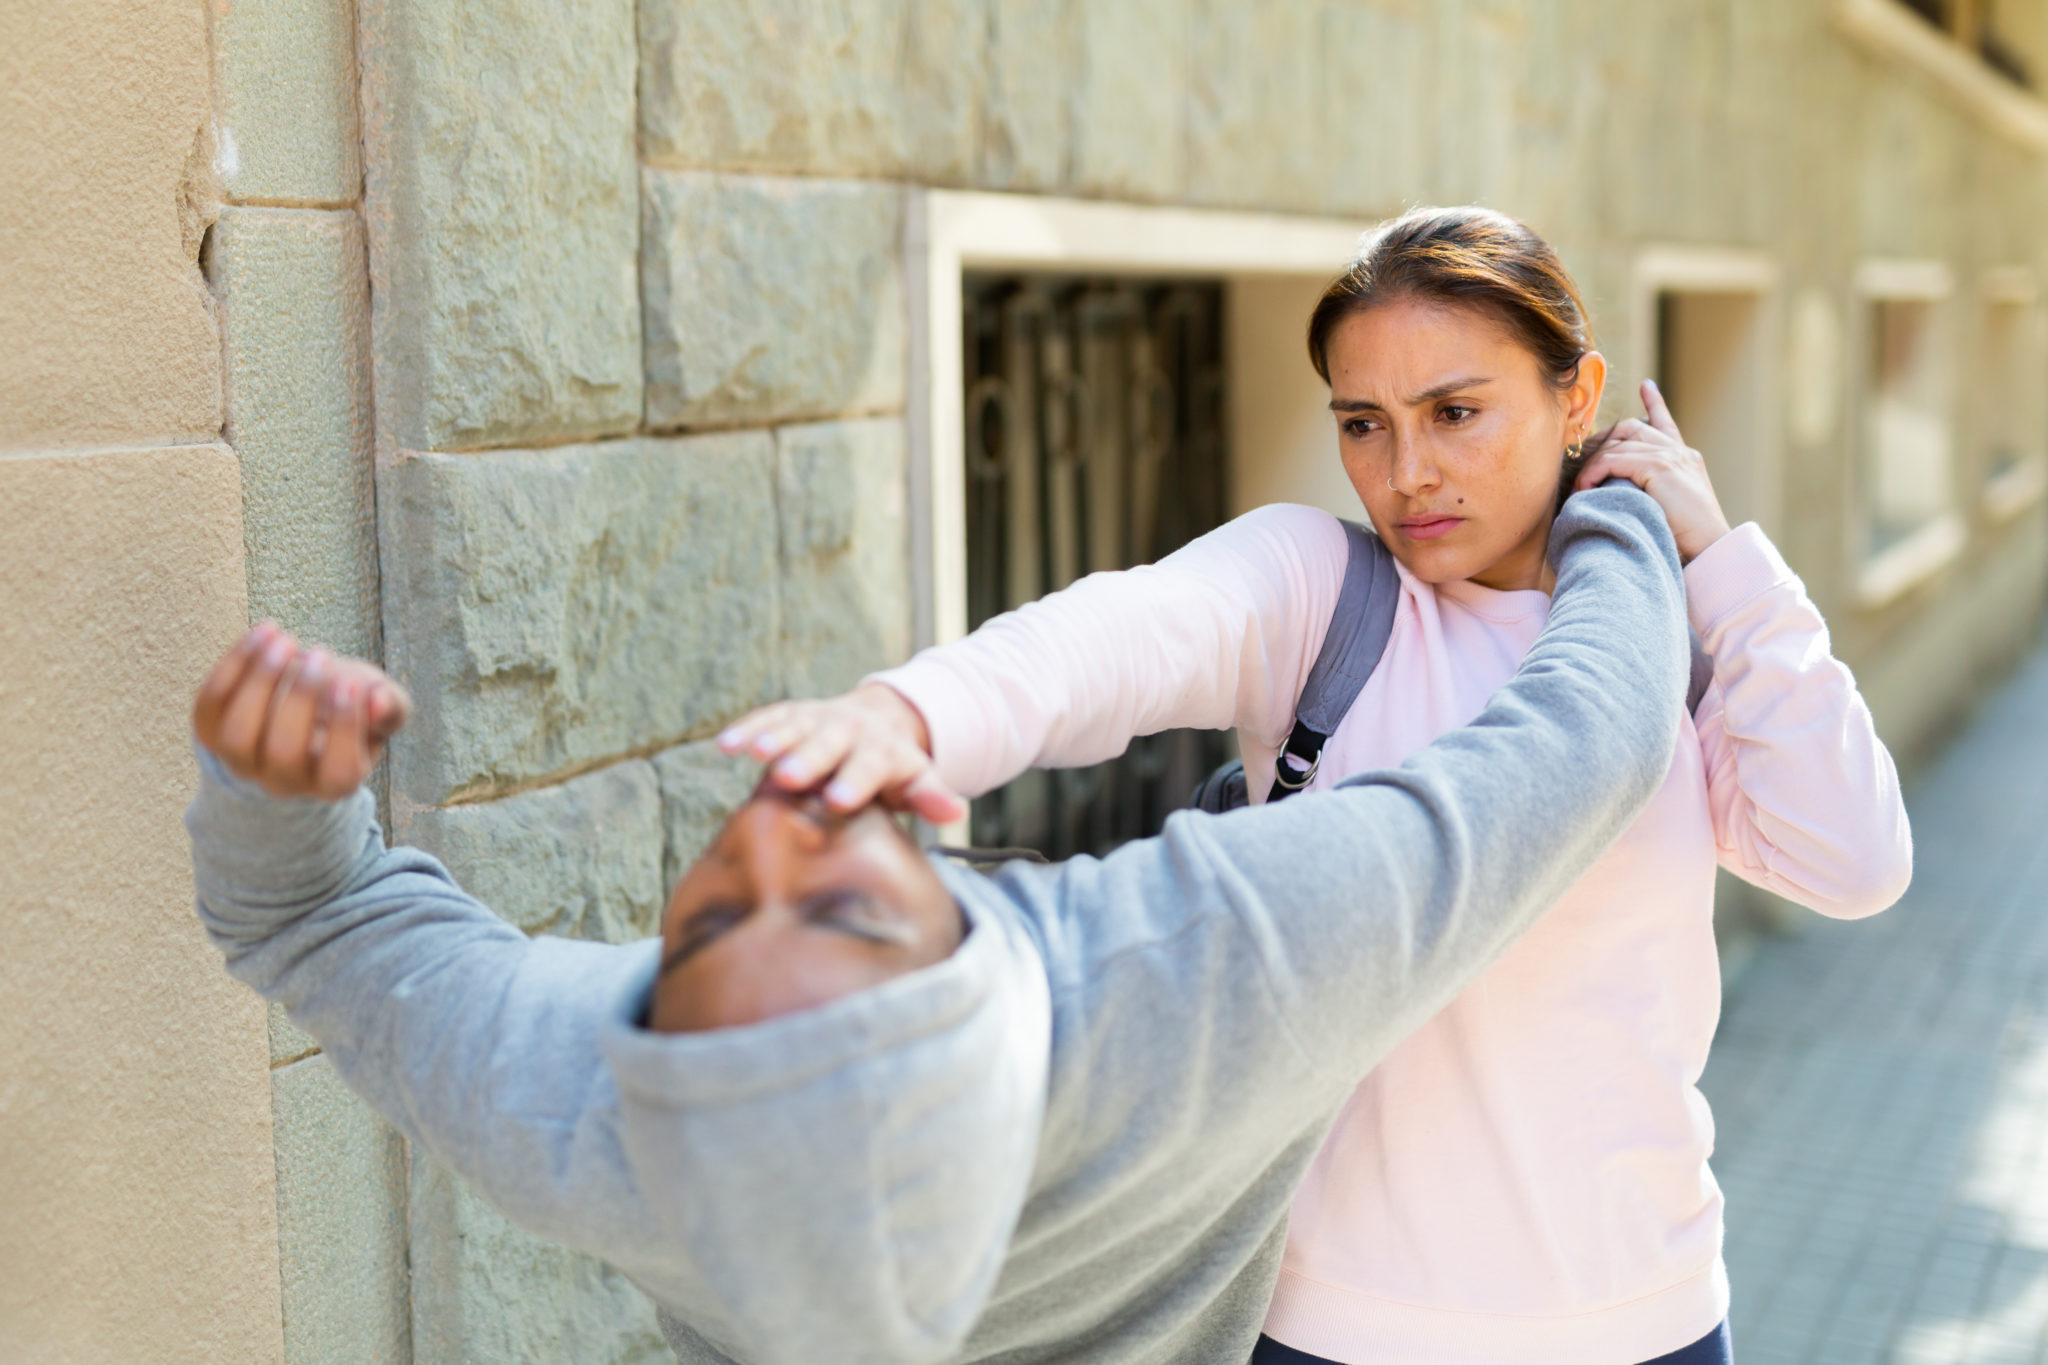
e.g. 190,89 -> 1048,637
1250,1319 -> 1733,1365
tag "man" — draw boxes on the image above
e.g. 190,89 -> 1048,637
188,485 -> 1687,1364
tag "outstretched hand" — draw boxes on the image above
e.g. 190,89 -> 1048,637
192,622 -> 411,800
717,683 -> 967,825
1574,378 -> 1733,564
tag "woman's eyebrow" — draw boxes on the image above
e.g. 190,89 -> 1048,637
1330,374 -> 1495,412
1404,374 -> 1494,404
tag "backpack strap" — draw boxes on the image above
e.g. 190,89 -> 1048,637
1270,519 -> 1401,802
1687,628 -> 1714,717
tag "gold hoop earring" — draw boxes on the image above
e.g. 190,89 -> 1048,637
1565,439 -> 1585,461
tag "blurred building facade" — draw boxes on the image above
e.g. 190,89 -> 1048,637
7,0 -> 2048,1360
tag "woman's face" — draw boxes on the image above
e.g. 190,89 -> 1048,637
1325,296 -> 1605,592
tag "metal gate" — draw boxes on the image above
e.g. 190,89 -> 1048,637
961,274 -> 1234,860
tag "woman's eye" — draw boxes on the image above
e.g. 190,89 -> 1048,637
1440,405 -> 1476,424
1341,418 -> 1378,439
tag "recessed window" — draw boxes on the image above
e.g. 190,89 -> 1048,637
1893,0 -> 2036,86
1867,299 -> 1954,551
960,274 -> 1233,858
1976,279 -> 2048,520
1853,261 -> 1965,607
1653,289 -> 1774,533
1631,248 -> 1782,536
909,190 -> 1368,850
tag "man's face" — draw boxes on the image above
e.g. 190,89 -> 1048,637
647,787 -> 965,1033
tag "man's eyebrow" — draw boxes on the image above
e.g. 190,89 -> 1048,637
1329,374 -> 1495,412
658,906 -> 749,977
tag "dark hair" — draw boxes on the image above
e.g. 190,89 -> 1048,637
1307,206 -> 1594,394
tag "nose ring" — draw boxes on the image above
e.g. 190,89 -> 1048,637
1386,478 -> 1396,492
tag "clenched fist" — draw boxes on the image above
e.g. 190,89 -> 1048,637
192,622 -> 412,800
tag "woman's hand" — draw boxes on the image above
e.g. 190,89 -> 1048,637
1574,379 -> 1733,564
718,683 -> 967,824
192,622 -> 411,800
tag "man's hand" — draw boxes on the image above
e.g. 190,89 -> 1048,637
193,622 -> 412,800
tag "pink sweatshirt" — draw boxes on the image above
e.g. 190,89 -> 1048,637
873,503 -> 1912,1364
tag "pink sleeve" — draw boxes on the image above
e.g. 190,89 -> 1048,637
1688,523 -> 1913,919
864,504 -> 1350,799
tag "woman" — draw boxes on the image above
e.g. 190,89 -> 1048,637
719,207 -> 1912,1364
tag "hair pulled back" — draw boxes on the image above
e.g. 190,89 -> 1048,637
1307,206 -> 1593,394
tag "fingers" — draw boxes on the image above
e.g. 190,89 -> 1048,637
209,626 -> 301,773
718,702 -> 801,764
768,714 -> 856,794
194,623 -> 279,744
366,679 -> 412,742
313,675 -> 373,799
1574,450 -> 1651,493
1641,378 -> 1681,438
821,734 -> 949,815
892,768 -> 969,825
258,647 -> 333,791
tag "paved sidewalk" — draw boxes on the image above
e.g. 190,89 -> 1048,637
1703,638 -> 2048,1364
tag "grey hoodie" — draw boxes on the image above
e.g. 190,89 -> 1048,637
188,485 -> 1687,1365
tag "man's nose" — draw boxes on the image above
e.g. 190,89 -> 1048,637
723,797 -> 810,905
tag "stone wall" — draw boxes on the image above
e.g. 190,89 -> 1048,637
10,0 -> 2045,1361
0,1 -> 285,1361
325,3 -> 2045,1345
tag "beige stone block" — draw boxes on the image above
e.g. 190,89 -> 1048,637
653,740 -> 759,893
211,0 -> 362,204
357,0 -> 641,451
1069,0 -> 1189,201
0,444 -> 282,1363
409,1157 -> 670,1365
210,207 -> 380,662
0,0 -> 221,452
638,0 -> 982,180
641,171 -> 906,430
776,417 -> 915,698
271,1054 -> 410,1365
403,761 -> 666,943
378,434 -> 782,805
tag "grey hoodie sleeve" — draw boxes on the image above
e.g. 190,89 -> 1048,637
1032,483 -> 1689,1100
184,769 -> 669,1257
186,756 -> 1053,1365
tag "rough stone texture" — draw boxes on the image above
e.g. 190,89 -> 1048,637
409,1157 -> 670,1365
641,171 -> 905,431
653,740 -> 759,893
209,207 -> 380,662
1187,0 -> 1323,212
1068,0 -> 1189,201
403,760 -> 666,942
271,1055 -> 410,1365
776,418 -> 915,698
0,444 -> 283,1364
356,0 -> 641,452
638,0 -> 982,181
979,0 -> 1073,191
379,434 -> 781,806
270,1003 -> 323,1067
210,0 -> 362,205
0,0 -> 222,453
